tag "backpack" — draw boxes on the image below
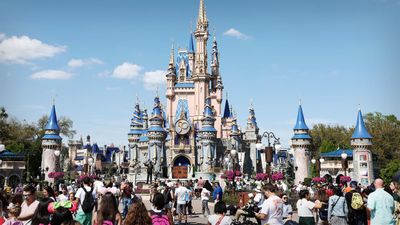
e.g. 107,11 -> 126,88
81,187 -> 95,213
319,208 -> 328,221
150,211 -> 170,225
350,192 -> 364,210
164,189 -> 172,204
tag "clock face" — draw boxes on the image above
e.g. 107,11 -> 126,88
175,119 -> 190,135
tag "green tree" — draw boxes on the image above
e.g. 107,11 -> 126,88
310,124 -> 351,154
364,112 -> 400,165
380,159 -> 400,185
38,115 -> 76,139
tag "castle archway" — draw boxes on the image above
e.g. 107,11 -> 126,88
172,155 -> 191,179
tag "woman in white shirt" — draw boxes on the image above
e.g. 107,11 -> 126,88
208,201 -> 233,225
296,189 -> 322,225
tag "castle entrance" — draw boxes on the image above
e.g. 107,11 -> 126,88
172,155 -> 191,179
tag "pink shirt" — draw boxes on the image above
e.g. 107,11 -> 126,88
197,179 -> 205,188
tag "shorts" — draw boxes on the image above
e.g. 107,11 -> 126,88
177,203 -> 186,215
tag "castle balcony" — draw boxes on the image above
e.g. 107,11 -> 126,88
172,145 -> 192,154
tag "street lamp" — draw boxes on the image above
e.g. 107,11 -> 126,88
88,158 -> 94,175
257,131 -> 280,175
230,149 -> 237,171
311,157 -> 325,177
341,151 -> 348,176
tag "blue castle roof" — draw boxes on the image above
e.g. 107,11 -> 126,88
292,133 -> 312,139
294,104 -> 309,130
42,134 -> 62,140
223,99 -> 232,118
45,105 -> 60,131
188,32 -> 195,53
321,149 -> 353,158
351,109 -> 372,139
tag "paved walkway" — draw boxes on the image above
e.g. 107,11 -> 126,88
140,195 -> 299,225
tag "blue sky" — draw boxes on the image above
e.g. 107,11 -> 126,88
1,0 -> 399,148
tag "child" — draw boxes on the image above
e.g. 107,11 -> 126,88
4,203 -> 23,225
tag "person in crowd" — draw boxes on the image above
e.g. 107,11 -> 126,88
4,203 -> 22,225
315,189 -> 328,225
124,201 -> 152,225
94,192 -> 122,225
43,186 -> 56,202
327,186 -> 348,225
75,177 -> 96,225
57,187 -> 69,202
208,201 -> 232,225
150,183 -> 158,203
31,197 -> 53,225
212,182 -> 223,203
255,184 -> 284,225
18,185 -> 39,224
50,207 -> 78,225
197,177 -> 205,199
296,189 -> 322,225
0,200 -> 5,224
174,181 -> 188,225
185,182 -> 194,215
367,178 -> 396,225
281,194 -> 293,222
150,192 -> 172,225
235,193 -> 256,221
163,182 -> 174,217
253,187 -> 265,211
201,180 -> 212,217
119,182 -> 132,219
0,191 -> 8,218
345,181 -> 367,225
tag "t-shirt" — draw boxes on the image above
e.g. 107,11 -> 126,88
201,188 -> 210,201
75,185 -> 96,212
197,179 -> 205,188
296,199 -> 315,217
208,214 -> 232,225
282,203 -> 293,218
57,194 -> 68,202
367,188 -> 396,225
254,193 -> 265,208
213,186 -> 223,201
175,186 -> 188,205
20,200 -> 39,224
260,195 -> 283,225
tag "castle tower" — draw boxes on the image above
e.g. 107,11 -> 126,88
128,101 -> 143,167
41,104 -> 62,182
291,104 -> 312,185
244,105 -> 259,173
198,97 -> 217,173
166,46 -> 176,99
188,32 -> 195,72
350,108 -> 373,185
148,96 -> 167,178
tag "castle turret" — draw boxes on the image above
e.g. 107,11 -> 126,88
211,36 -> 220,89
128,101 -> 143,164
351,108 -> 373,185
193,0 -> 209,75
291,103 -> 312,185
198,97 -> 217,172
244,105 -> 259,173
166,45 -> 176,98
41,104 -> 62,182
188,32 -> 195,72
148,96 -> 167,178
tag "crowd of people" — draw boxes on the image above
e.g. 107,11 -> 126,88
0,175 -> 399,225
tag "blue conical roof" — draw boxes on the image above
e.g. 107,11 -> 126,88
351,109 -> 372,139
188,32 -> 195,53
45,105 -> 60,130
223,99 -> 232,118
294,104 -> 309,130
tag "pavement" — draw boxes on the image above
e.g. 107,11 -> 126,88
139,195 -> 299,225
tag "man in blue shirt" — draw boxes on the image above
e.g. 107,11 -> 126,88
367,178 -> 395,225
213,182 -> 223,202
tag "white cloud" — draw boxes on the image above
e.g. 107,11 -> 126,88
143,70 -> 166,90
31,70 -> 73,80
112,62 -> 142,79
68,58 -> 103,68
223,28 -> 250,40
0,34 -> 66,64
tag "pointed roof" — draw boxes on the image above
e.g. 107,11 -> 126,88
197,0 -> 207,25
45,104 -> 60,130
351,109 -> 372,139
188,32 -> 195,53
223,99 -> 232,118
293,104 -> 309,130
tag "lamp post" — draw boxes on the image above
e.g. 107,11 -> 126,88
341,151 -> 348,176
311,157 -> 325,177
88,157 -> 94,175
256,131 -> 280,176
54,150 -> 60,172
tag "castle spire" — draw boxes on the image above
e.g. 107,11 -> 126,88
197,0 -> 207,26
45,104 -> 60,131
294,104 -> 309,130
188,32 -> 195,53
351,109 -> 372,139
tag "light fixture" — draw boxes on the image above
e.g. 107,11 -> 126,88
88,157 -> 94,164
311,158 -> 316,164
255,142 -> 263,150
341,152 -> 348,159
319,158 -> 325,163
274,141 -> 282,151
54,150 -> 61,157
